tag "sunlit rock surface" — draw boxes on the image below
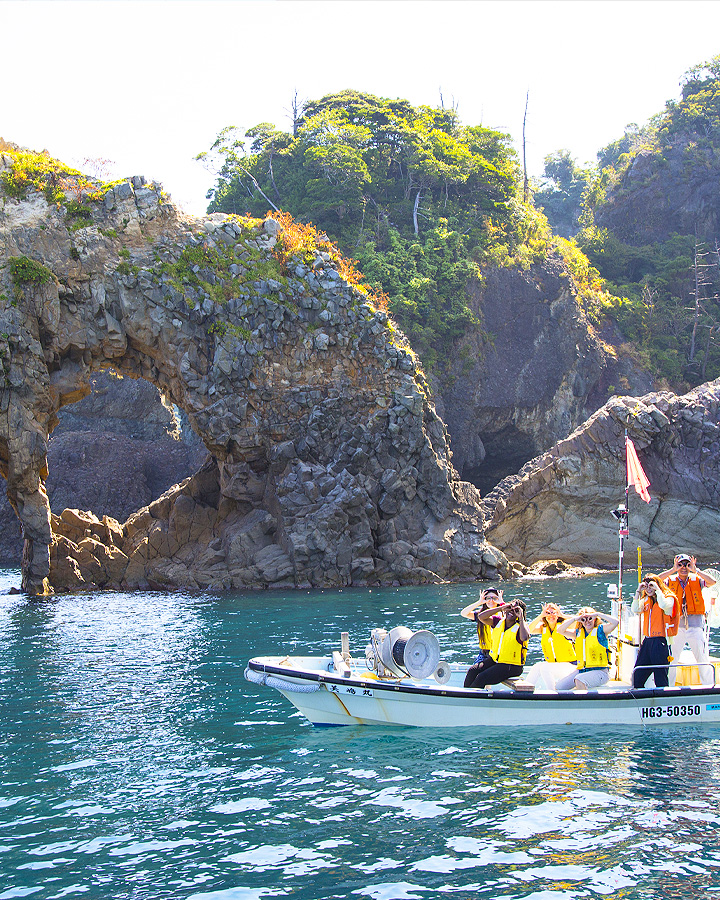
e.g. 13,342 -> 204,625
483,382 -> 720,568
0,155 -> 508,593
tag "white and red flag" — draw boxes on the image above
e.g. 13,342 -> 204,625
626,437 -> 651,503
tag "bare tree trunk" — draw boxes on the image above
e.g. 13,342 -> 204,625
238,166 -> 279,212
702,325 -> 714,380
291,90 -> 302,137
356,198 -> 367,247
522,90 -> 529,205
404,169 -> 415,202
413,190 -> 421,236
690,238 -> 709,362
268,154 -> 282,204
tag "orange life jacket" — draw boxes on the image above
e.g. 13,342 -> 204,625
666,574 -> 705,618
639,597 -> 676,638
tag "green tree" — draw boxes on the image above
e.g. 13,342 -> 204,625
534,150 -> 593,238
202,90 -> 527,368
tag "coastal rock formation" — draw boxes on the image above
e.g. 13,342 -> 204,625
483,380 -> 720,568
0,151 -> 508,593
0,374 -> 206,560
431,256 -> 653,494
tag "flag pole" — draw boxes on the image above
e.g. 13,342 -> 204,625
621,430 -> 652,679
620,429 -> 629,603
612,430 -> 630,679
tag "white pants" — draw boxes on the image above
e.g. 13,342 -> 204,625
671,625 -> 712,685
555,668 -> 609,691
525,661 -> 577,691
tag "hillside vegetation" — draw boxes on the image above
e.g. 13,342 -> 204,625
201,90 -> 586,370
538,57 -> 720,389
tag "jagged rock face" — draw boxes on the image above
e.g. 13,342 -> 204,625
595,148 -> 720,247
0,158 -> 508,593
0,374 -> 207,560
483,381 -> 720,568
431,256 -> 652,494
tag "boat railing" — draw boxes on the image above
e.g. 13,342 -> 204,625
632,661 -> 718,686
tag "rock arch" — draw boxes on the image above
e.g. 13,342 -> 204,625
0,158 -> 508,594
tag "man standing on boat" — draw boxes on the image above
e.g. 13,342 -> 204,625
659,554 -> 716,685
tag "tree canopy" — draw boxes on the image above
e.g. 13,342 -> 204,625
200,90 -> 533,365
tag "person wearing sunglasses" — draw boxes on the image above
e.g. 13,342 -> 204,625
524,603 -> 578,690
658,554 -> 717,685
631,574 -> 677,688
463,599 -> 529,689
555,606 -> 619,690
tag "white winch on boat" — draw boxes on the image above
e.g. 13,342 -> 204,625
364,626 -> 450,683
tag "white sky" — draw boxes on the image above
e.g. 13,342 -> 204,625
2,0 -> 719,216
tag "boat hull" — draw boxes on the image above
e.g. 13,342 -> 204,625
245,656 -> 720,728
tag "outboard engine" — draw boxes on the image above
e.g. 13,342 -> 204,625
365,626 -> 449,682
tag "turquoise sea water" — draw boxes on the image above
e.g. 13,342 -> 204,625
2,566 -> 720,900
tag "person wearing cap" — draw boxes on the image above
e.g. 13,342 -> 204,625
658,554 -> 717,685
464,599 -> 529,689
631,574 -> 677,688
461,588 -> 503,688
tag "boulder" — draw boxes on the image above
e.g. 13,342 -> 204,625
484,381 -> 720,568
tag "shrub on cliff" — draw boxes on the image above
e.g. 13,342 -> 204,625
200,90 -> 553,368
537,57 -> 720,390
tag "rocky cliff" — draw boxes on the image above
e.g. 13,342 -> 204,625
483,380 -> 720,568
0,150 -> 509,593
595,146 -> 720,248
0,373 -> 207,560
431,255 -> 653,493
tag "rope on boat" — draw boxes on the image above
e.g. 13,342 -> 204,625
244,667 -> 321,693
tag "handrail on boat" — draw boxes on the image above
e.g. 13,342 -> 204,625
632,661 -> 717,686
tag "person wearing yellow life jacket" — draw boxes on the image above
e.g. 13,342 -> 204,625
524,603 -> 578,690
465,599 -> 529,689
658,553 -> 717,686
555,606 -> 619,691
461,588 -> 504,688
631,574 -> 677,688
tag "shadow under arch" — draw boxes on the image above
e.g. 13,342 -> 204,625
0,168 -> 500,594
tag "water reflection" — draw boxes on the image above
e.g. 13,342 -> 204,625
3,572 -> 720,899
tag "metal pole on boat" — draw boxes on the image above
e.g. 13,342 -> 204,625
611,432 -> 629,602
621,431 -> 630,602
610,431 -> 630,680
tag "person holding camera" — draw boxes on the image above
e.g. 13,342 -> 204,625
464,599 -> 529,689
658,553 -> 716,685
631,574 -> 677,688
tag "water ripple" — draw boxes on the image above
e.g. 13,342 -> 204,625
3,574 -> 720,898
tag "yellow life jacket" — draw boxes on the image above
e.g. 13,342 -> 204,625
541,625 -> 577,663
491,621 -> 527,666
476,619 -> 492,651
575,627 -> 610,669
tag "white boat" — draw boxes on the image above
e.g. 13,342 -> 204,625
245,633 -> 720,728
246,439 -> 720,729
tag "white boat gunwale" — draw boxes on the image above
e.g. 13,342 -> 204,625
246,657 -> 720,703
